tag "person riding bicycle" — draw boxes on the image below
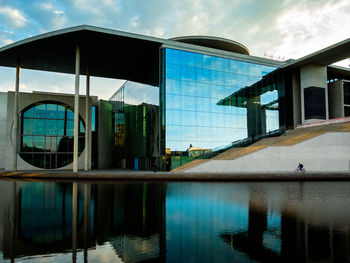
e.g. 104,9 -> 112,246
297,163 -> 304,171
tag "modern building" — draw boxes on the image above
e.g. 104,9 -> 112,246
0,25 -> 350,171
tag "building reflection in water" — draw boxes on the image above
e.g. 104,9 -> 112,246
0,181 -> 350,262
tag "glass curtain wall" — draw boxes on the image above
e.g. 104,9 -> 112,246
20,102 -> 85,169
110,81 -> 160,170
163,48 -> 278,169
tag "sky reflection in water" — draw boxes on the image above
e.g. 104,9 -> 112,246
0,180 -> 350,263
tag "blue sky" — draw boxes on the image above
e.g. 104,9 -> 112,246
0,0 -> 350,99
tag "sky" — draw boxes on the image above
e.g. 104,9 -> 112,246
0,0 -> 350,99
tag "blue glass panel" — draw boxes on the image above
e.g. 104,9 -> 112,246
92,106 -> 96,131
34,104 -> 47,118
67,120 -> 74,136
23,107 -> 35,118
34,119 -> 45,135
46,119 -> 57,135
57,120 -> 65,136
57,105 -> 66,119
67,109 -> 74,120
23,118 -> 34,135
46,104 -> 58,119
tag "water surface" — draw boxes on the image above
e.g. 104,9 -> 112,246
1,180 -> 350,262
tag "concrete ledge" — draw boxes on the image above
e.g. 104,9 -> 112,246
1,170 -> 350,182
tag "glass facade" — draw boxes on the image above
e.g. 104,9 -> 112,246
20,102 -> 85,169
110,81 -> 160,170
164,48 -> 278,154
108,47 -> 285,171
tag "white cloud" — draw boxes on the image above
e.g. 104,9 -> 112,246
52,10 -> 66,29
0,6 -> 27,28
271,0 -> 350,60
54,10 -> 64,15
3,38 -> 14,45
130,16 -> 139,28
39,2 -> 54,10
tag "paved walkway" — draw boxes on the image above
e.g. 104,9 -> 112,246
1,169 -> 350,181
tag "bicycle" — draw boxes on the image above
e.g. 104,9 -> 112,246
295,167 -> 306,174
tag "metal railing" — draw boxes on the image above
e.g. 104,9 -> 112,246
171,129 -> 285,170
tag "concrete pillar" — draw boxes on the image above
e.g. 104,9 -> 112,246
292,71 -> 301,127
9,182 -> 17,262
85,67 -> 90,171
73,46 -> 80,173
12,65 -> 20,171
72,182 -> 78,263
328,80 -> 344,119
247,95 -> 265,139
83,183 -> 91,263
300,64 -> 328,124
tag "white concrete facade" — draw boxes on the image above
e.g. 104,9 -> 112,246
3,91 -> 94,170
300,64 -> 329,124
328,80 -> 344,119
0,93 -> 7,169
186,132 -> 350,173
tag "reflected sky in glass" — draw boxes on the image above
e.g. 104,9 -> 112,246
165,48 -> 277,151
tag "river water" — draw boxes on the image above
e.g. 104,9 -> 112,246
0,179 -> 350,263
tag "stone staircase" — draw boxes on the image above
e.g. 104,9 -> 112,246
173,121 -> 350,172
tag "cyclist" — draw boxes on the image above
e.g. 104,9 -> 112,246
297,163 -> 304,171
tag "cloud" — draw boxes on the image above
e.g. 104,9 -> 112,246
270,0 -> 350,60
1,0 -> 350,97
0,6 -> 27,28
39,2 -> 54,10
52,10 -> 66,28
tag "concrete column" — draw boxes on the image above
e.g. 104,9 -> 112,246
12,65 -> 20,171
85,67 -> 90,171
300,64 -> 328,124
247,95 -> 265,139
73,46 -> 80,173
9,182 -> 17,262
328,80 -> 344,119
83,183 -> 91,263
292,72 -> 301,127
72,182 -> 78,263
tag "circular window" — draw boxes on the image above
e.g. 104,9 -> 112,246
20,102 -> 85,169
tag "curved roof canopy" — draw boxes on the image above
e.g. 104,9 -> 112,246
170,36 -> 250,55
0,25 -> 164,85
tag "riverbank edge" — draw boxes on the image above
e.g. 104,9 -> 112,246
1,170 -> 350,181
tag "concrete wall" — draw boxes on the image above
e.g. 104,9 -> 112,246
97,100 -> 112,169
0,93 -> 7,169
292,72 -> 301,127
300,64 -> 328,124
4,91 -> 93,170
328,80 -> 344,119
186,132 -> 350,173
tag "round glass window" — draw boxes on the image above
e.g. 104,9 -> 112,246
19,102 -> 85,169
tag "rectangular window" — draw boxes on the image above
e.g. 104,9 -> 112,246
304,86 -> 326,120
344,82 -> 350,105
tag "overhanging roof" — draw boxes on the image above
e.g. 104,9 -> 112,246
283,38 -> 350,69
0,25 -> 164,85
327,65 -> 350,80
170,36 -> 250,55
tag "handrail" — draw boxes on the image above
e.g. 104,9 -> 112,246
194,129 -> 285,160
